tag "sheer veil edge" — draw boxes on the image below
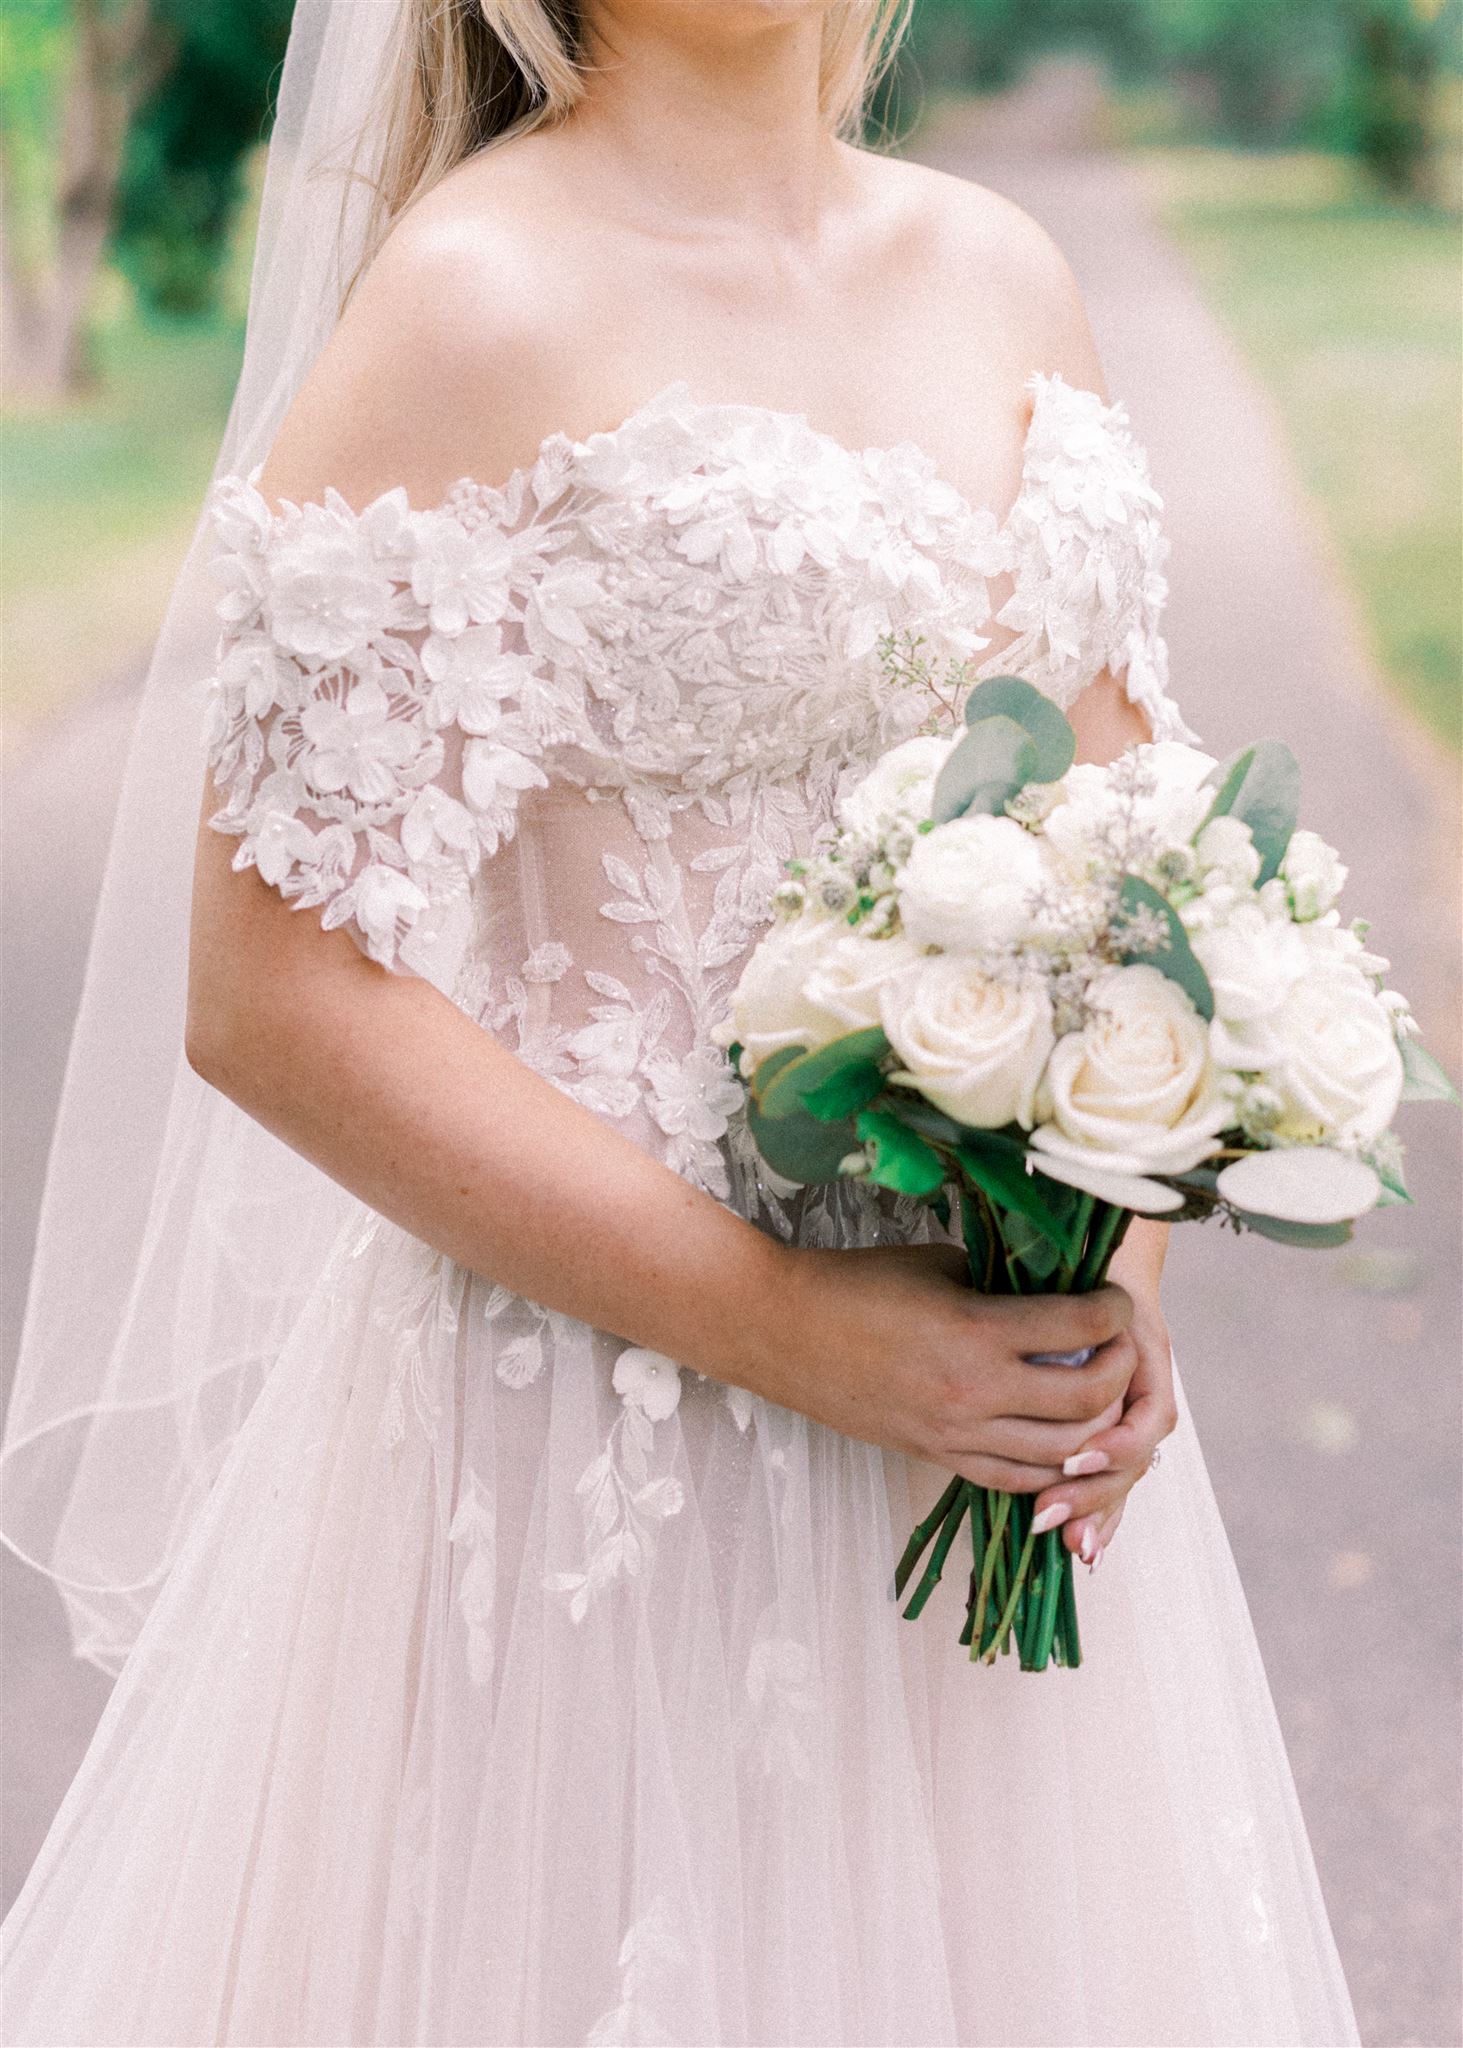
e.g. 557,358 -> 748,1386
1,0 -> 400,1673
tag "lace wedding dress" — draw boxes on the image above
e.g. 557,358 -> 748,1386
2,373 -> 1358,2047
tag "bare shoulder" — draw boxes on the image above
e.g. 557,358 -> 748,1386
254,140 -> 608,512
856,148 -> 1108,399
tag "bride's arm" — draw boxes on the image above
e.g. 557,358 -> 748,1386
185,212 -> 1138,1498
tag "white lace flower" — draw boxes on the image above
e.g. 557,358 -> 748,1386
297,677 -> 418,802
644,1044 -> 743,1144
612,1346 -> 682,1422
401,783 -> 478,865
422,624 -> 539,729
461,737 -> 548,848
265,514 -> 400,663
409,519 -> 512,636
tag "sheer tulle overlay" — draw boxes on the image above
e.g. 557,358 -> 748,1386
2,380 -> 1356,2047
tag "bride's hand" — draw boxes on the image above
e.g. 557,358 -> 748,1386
1029,1279 -> 1178,1568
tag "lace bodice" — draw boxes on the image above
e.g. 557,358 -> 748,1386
203,369 -> 1194,1202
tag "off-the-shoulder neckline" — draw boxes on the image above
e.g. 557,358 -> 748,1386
236,367 -> 1130,532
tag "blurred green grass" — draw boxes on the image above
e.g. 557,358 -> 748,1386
2,303 -> 245,735
1134,144 -> 1461,754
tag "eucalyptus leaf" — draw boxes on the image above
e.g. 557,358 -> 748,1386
757,1026 -> 891,1121
855,1110 -> 947,1198
746,1089 -> 860,1183
1399,1034 -> 1461,1105
1203,739 -> 1301,884
1229,1209 -> 1354,1250
1114,875 -> 1215,1021
961,674 -> 1076,782
931,715 -> 1039,823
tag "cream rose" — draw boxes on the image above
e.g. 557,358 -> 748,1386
727,915 -> 849,1071
1262,967 -> 1403,1145
1189,900 -> 1309,1069
836,734 -> 954,836
803,933 -> 923,1032
880,958 -> 1055,1131
1032,963 -> 1230,1177
897,814 -> 1051,954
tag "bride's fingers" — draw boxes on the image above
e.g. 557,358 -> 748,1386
1058,1378 -> 1177,1483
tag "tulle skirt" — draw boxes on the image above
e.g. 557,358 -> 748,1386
2,1198 -> 1358,2047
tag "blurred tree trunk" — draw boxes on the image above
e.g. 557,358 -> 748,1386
1349,0 -> 1444,200
3,0 -> 169,400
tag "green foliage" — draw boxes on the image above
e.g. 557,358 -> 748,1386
855,1110 -> 948,1196
1203,739 -> 1302,883
1113,875 -> 1216,1021
1400,1035 -> 1462,1104
115,0 -> 293,316
962,673 -> 1077,782
746,1048 -> 861,1182
756,1027 -> 892,1122
931,713 -> 1038,822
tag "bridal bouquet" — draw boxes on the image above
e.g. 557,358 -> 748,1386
722,658 -> 1456,1672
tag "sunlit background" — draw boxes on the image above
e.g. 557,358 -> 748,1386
2,5 -> 1460,2044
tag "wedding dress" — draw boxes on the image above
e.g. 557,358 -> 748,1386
1,372 -> 1359,2048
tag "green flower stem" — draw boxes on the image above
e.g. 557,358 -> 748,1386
893,1473 -> 964,1599
1056,1194 -> 1096,1292
981,1512 -> 1040,1664
1057,1547 -> 1082,1670
958,1495 -> 988,1647
901,1484 -> 972,1620
1031,1530 -> 1067,1670
1073,1200 -> 1130,1293
970,1492 -> 1011,1660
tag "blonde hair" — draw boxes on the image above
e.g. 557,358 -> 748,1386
341,0 -> 915,303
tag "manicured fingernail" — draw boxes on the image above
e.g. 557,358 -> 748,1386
1031,1502 -> 1071,1536
1063,1450 -> 1110,1478
1086,1546 -> 1105,1575
1079,1523 -> 1097,1564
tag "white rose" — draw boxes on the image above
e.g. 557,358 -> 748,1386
1194,813 -> 1261,890
897,815 -> 1051,954
836,735 -> 954,835
1044,742 -> 1218,876
728,915 -> 848,1071
1032,963 -> 1230,1176
1262,967 -> 1403,1145
1189,899 -> 1309,1069
880,958 -> 1055,1131
1280,828 -> 1347,921
803,933 -> 923,1032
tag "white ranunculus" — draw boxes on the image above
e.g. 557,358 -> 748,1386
836,735 -> 954,836
1043,742 -> 1218,876
729,915 -> 849,1071
1261,967 -> 1404,1145
803,933 -> 923,1032
1189,899 -> 1309,1069
1032,963 -> 1230,1176
880,957 -> 1055,1131
1296,910 -> 1390,982
897,814 -> 1051,954
1280,828 -> 1347,922
1194,813 -> 1261,890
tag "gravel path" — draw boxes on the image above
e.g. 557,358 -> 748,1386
911,62 -> 1461,2048
4,64 -> 1459,2048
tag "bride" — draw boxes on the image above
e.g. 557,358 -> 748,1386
1,0 -> 1359,2042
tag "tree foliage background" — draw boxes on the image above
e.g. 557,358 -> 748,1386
1,0 -> 1459,394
